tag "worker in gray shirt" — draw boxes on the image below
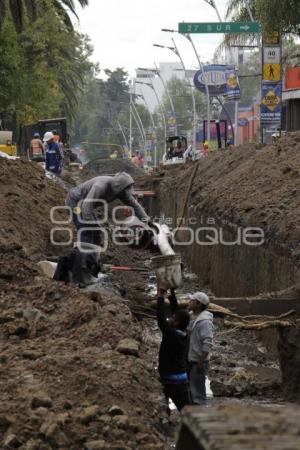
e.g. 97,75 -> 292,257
187,292 -> 214,406
66,172 -> 150,246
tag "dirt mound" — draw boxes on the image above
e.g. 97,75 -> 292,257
82,158 -> 143,180
158,132 -> 300,265
0,252 -> 166,449
0,159 -> 67,257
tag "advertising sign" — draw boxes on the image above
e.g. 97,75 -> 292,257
194,65 -> 241,100
225,66 -> 241,101
238,118 -> 249,127
166,111 -> 177,136
194,65 -> 227,96
261,82 -> 282,124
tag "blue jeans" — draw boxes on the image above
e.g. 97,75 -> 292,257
188,361 -> 209,406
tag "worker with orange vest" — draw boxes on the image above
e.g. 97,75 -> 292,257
202,141 -> 209,158
30,133 -> 44,162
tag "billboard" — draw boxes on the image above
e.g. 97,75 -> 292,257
194,65 -> 227,96
194,65 -> 240,100
225,66 -> 241,101
166,111 -> 177,136
261,82 -> 282,124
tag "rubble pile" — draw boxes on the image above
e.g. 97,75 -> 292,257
159,133 -> 300,264
0,159 -> 66,257
0,251 -> 166,449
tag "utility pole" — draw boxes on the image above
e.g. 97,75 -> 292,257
162,28 -> 211,145
129,81 -> 133,158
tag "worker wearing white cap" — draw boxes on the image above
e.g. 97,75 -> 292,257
187,292 -> 214,406
43,131 -> 62,174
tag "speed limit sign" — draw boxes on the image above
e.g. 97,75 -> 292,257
263,47 -> 281,64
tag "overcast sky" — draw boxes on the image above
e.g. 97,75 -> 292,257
76,0 -> 228,77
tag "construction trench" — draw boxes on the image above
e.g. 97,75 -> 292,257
0,133 -> 300,449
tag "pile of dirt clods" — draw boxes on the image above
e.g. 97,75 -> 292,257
0,250 -> 165,450
0,158 -> 166,449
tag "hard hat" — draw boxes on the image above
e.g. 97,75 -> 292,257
43,131 -> 54,142
34,132 -> 40,138
188,292 -> 210,306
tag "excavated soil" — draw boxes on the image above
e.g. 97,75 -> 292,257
82,159 -> 143,181
156,133 -> 300,264
0,158 -> 167,449
0,159 -> 66,258
0,152 -> 296,449
147,133 -> 300,296
0,250 -> 166,450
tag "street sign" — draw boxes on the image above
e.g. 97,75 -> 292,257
263,47 -> 281,64
263,63 -> 281,82
238,118 -> 249,127
263,31 -> 280,45
178,22 -> 260,34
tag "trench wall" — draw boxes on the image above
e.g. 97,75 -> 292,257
152,179 -> 300,297
147,169 -> 300,400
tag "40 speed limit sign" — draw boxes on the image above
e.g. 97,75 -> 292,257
263,47 -> 281,64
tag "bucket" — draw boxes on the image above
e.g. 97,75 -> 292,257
151,254 -> 182,289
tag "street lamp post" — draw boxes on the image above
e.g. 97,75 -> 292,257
117,121 -> 129,154
203,0 -> 223,22
153,40 -> 198,152
136,93 -> 158,166
132,102 -> 146,143
135,80 -> 165,166
162,28 -> 211,145
138,66 -> 177,135
201,1 -> 240,147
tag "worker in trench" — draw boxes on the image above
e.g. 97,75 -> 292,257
54,172 -> 153,285
187,292 -> 214,406
157,285 -> 192,413
65,172 -> 151,246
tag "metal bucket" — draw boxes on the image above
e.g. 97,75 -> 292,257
151,254 -> 182,289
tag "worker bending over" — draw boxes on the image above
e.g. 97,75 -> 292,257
188,292 -> 214,406
66,172 -> 150,246
157,287 -> 191,412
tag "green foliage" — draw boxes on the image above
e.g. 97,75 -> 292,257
0,0 -> 89,32
73,69 -> 153,160
255,0 -> 300,34
160,77 -> 206,135
225,0 -> 300,34
0,0 -> 94,133
239,52 -> 261,103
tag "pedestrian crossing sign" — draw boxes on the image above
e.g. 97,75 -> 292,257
263,63 -> 281,82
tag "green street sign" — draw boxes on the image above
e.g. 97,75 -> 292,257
178,22 -> 260,34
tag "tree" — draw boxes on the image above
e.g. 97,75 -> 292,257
225,0 -> 300,35
0,0 -> 88,33
160,77 -> 206,135
0,0 -> 94,132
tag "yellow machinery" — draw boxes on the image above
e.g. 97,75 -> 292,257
0,131 -> 17,156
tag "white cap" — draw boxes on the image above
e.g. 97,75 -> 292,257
188,292 -> 210,306
43,131 -> 54,142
